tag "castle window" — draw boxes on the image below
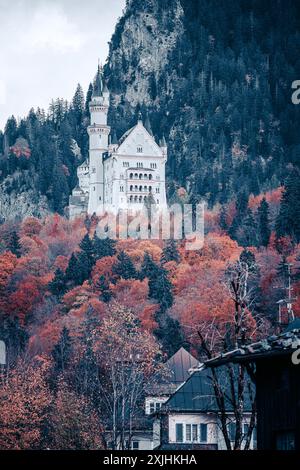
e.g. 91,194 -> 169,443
130,196 -> 133,203
144,186 -> 147,192
139,186 -> 142,192
134,173 -> 138,179
120,186 -> 124,192
144,174 -> 148,179
150,163 -> 157,169
139,196 -> 142,203
149,186 -> 152,192
149,174 -> 153,180
134,196 -> 138,202
130,173 -> 133,179
123,162 -> 129,167
135,185 -> 138,191
139,173 -> 142,179
130,185 -> 133,191
137,146 -> 143,153
137,162 -> 143,168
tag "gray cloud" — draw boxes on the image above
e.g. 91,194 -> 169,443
0,0 -> 125,129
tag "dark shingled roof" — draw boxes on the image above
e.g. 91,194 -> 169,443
163,365 -> 253,413
205,322 -> 300,367
146,347 -> 199,396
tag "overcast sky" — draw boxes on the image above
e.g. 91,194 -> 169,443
0,0 -> 126,130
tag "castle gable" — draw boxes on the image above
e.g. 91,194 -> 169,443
117,123 -> 163,157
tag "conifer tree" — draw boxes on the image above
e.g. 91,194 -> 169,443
112,251 -> 137,280
96,275 -> 112,303
149,268 -> 174,312
276,169 -> 300,243
139,252 -> 159,280
80,233 -> 94,263
161,239 -> 181,264
93,233 -> 116,260
48,268 -> 66,297
257,197 -> 271,247
9,231 -> 21,258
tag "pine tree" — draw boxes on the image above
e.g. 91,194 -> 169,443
80,233 -> 94,263
9,230 -> 21,258
276,169 -> 300,243
65,252 -> 92,286
93,233 -> 116,259
112,251 -> 137,280
155,316 -> 185,356
161,239 -> 180,264
48,268 -> 66,297
139,252 -> 159,280
96,275 -> 112,303
149,268 -> 174,312
257,197 -> 271,247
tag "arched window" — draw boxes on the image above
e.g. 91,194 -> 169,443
130,185 -> 133,191
130,195 -> 133,203
134,173 -> 138,179
149,174 -> 152,180
130,173 -> 133,179
144,185 -> 147,192
139,185 -> 142,191
149,186 -> 152,192
134,196 -> 138,202
139,173 -> 142,179
135,185 -> 138,191
139,196 -> 142,203
144,174 -> 147,179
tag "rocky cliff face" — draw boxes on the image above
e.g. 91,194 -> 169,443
106,0 -> 300,206
0,171 -> 50,221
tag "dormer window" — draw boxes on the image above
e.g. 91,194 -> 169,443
137,146 -> 143,153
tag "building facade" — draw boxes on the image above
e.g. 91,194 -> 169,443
69,67 -> 168,219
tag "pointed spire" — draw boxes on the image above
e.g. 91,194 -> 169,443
92,64 -> 103,97
138,111 -> 143,123
144,112 -> 153,135
160,134 -> 167,148
111,130 -> 118,145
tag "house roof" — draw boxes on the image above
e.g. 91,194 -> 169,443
163,365 -> 253,413
165,347 -> 200,384
146,347 -> 199,396
205,322 -> 300,367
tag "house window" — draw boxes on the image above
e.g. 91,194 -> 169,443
137,162 -> 143,168
132,441 -> 139,450
150,163 -> 157,169
149,402 -> 155,414
192,424 -> 198,442
185,424 -> 191,442
120,186 -> 124,192
176,424 -> 183,443
155,402 -> 161,412
137,146 -> 143,153
130,173 -> 133,179
229,422 -> 236,441
123,162 -> 129,167
276,431 -> 295,450
200,424 -> 208,443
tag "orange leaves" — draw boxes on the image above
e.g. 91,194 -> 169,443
0,358 -> 50,449
91,256 -> 116,285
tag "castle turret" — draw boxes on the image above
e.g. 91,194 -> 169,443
87,66 -> 110,215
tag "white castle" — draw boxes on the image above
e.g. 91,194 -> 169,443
69,66 -> 168,219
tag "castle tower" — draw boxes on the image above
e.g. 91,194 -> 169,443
87,66 -> 110,215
